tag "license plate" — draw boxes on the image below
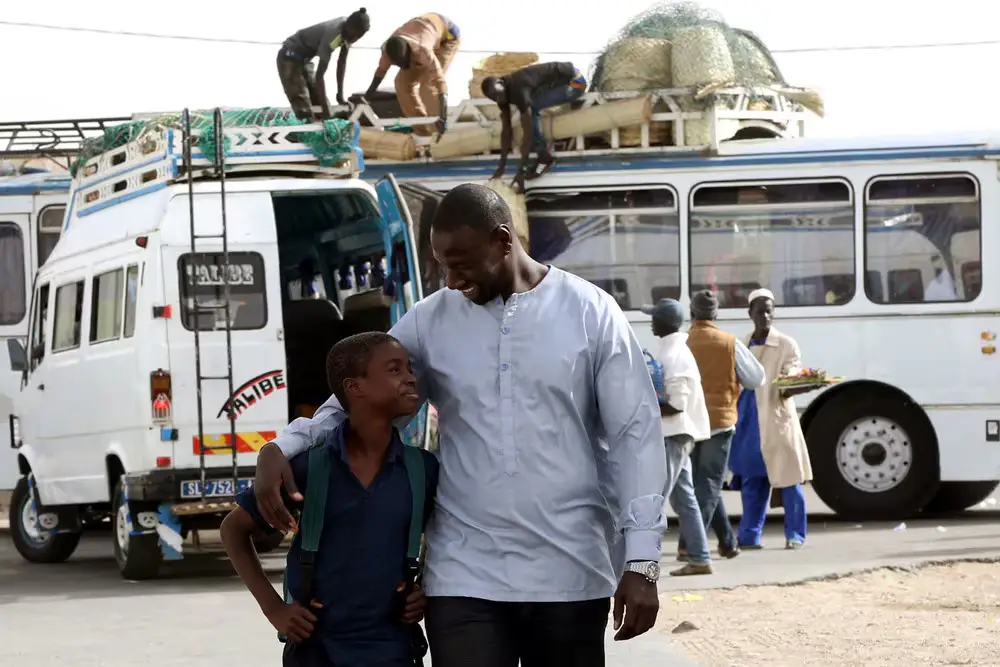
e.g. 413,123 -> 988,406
180,478 -> 252,499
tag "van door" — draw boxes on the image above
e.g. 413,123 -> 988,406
159,192 -> 286,487
373,176 -> 442,449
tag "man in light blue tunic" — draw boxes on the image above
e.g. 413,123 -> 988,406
252,183 -> 667,667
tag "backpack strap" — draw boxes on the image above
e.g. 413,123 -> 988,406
401,445 -> 426,565
296,444 -> 332,605
278,444 -> 331,643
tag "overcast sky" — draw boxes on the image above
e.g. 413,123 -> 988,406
1,0 -> 996,138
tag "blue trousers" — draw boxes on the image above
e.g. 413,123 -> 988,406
737,476 -> 807,546
529,84 -> 586,153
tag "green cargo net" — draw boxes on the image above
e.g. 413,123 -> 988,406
70,108 -> 359,175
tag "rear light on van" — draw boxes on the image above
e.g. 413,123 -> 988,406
151,370 -> 172,424
155,456 -> 172,468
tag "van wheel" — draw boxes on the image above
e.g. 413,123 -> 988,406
253,531 -> 286,554
10,476 -> 81,564
806,390 -> 939,520
112,480 -> 162,581
922,481 -> 1000,515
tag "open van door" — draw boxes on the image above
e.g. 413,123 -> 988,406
373,175 -> 442,450
375,178 -> 445,297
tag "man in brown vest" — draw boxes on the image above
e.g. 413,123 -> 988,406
678,290 -> 765,560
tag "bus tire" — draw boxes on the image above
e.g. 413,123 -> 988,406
10,476 -> 81,564
253,531 -> 286,554
922,481 -> 1000,515
112,480 -> 162,581
806,390 -> 939,520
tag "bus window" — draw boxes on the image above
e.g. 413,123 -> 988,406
864,174 -> 981,304
689,179 -> 855,308
36,205 -> 65,267
178,251 -> 267,331
525,187 -> 680,310
90,268 -> 124,344
52,280 -> 85,352
0,222 -> 26,325
29,283 -> 50,371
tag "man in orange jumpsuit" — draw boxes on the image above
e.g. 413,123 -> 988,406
363,13 -> 460,139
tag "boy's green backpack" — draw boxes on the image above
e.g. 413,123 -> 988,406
277,442 -> 430,643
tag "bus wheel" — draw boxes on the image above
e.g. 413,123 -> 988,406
253,531 -> 286,554
922,481 -> 1000,515
10,476 -> 81,564
806,390 -> 939,520
112,480 -> 162,581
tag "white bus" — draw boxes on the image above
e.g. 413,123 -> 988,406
0,171 -> 69,488
357,99 -> 1000,520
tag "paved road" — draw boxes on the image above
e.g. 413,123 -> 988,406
3,510 -> 999,666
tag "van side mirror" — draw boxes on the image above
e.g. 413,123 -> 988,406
7,339 -> 27,373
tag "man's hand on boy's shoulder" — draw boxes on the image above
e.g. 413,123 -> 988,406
398,582 -> 426,624
264,600 -> 318,643
255,443 -> 306,532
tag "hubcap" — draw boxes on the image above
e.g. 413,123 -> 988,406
115,503 -> 130,555
837,416 -> 912,493
19,494 -> 50,546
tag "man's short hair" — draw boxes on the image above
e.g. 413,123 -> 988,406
384,36 -> 409,64
431,183 -> 511,235
346,8 -> 370,32
326,331 -> 398,408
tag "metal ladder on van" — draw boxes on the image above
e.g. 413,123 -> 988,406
180,108 -> 239,505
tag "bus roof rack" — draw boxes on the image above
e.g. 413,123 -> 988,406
335,86 -> 814,163
70,110 -> 364,218
0,117 -> 131,167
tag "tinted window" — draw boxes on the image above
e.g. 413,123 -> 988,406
53,281 -> 85,352
0,223 -> 26,325
123,264 -> 140,338
178,252 -> 267,331
526,188 -> 680,310
689,180 -> 855,308
864,174 -> 980,304
29,283 -> 50,371
90,268 -> 124,343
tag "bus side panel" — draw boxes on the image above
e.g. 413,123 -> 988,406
160,193 -> 287,475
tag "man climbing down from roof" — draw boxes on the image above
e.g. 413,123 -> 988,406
481,62 -> 588,184
277,9 -> 371,121
363,13 -> 461,140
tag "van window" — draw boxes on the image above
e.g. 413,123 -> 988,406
90,268 -> 124,343
178,252 -> 267,331
52,280 -> 85,352
29,283 -> 50,371
36,205 -> 65,267
864,174 -> 981,304
0,222 -> 26,325
123,264 -> 140,338
690,180 -> 855,308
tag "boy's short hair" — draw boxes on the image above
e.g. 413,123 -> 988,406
326,331 -> 398,408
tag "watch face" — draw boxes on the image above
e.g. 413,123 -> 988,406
645,561 -> 660,580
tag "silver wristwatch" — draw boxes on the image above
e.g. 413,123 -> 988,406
624,560 -> 660,583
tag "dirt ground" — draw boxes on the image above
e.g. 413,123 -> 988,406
661,561 -> 1000,667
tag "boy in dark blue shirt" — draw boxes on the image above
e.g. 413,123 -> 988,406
221,332 -> 439,667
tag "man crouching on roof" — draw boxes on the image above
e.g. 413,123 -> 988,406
221,332 -> 439,667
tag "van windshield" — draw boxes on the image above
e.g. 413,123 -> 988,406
177,251 -> 267,331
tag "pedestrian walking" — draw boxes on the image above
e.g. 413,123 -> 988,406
221,333 -> 436,666
251,183 -> 667,666
643,298 -> 714,576
677,290 -> 765,562
729,288 -> 819,549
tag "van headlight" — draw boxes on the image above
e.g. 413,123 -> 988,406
9,415 -> 21,449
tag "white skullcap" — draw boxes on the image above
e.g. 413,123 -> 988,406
747,288 -> 775,305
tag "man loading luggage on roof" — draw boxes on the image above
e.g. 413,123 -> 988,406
481,62 -> 588,184
277,8 -> 371,121
362,13 -> 461,140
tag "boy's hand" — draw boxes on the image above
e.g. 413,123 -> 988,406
397,582 -> 426,624
265,601 -> 317,643
256,444 -> 302,532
